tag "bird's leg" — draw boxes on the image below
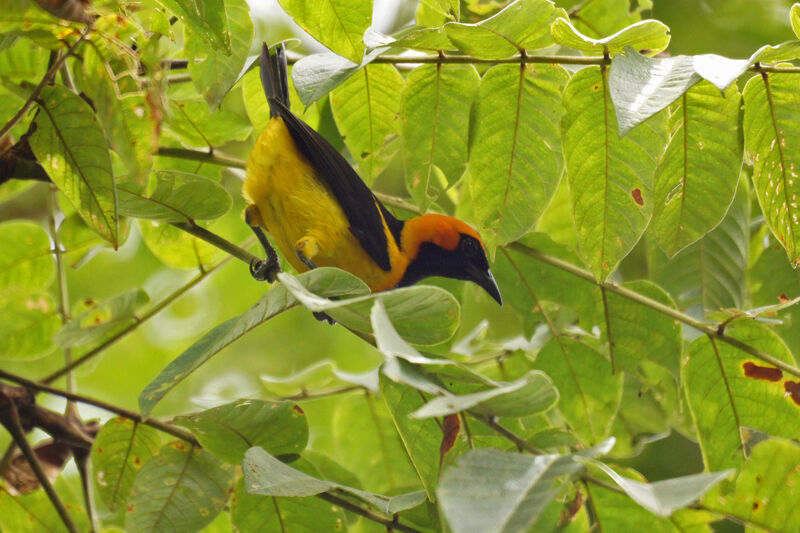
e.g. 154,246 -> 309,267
245,204 -> 280,282
294,236 -> 336,325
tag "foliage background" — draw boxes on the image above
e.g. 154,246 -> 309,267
1,0 -> 800,532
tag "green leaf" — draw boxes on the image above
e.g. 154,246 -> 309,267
278,0 -> 371,63
165,100 -> 252,147
683,322 -> 800,471
494,235 -> 599,336
604,280 -> 683,376
391,27 -> 453,52
704,438 -> 800,531
29,85 -> 118,245
752,40 -> 800,64
138,268 -> 369,416
534,338 -> 623,445
117,171 -> 231,222
469,63 -> 568,247
749,234 -> 800,350
410,370 -> 558,419
649,179 -> 750,314
416,0 -> 459,26
174,400 -> 308,464
243,446 -> 426,514
332,393 -> 420,494
291,50 -> 382,106
567,0 -> 652,37
380,377 -> 445,500
793,3 -> 800,39
186,0 -> 253,108
0,291 -> 59,360
608,47 -> 700,136
156,0 -> 231,53
231,477 -> 347,533
77,46 -> 154,184
743,69 -> 800,266
652,81 -> 743,255
242,64 -> 320,134
562,66 -> 668,280
330,64 -> 404,184
54,288 -> 148,348
0,478 -> 90,533
437,440 -> 614,533
138,220 -> 223,270
402,64 -> 479,208
551,18 -> 670,56
58,212 -> 107,268
444,0 -> 566,59
0,221 -> 53,291
585,459 -> 732,517
126,442 -> 234,532
370,297 -> 493,393
278,271 -> 461,345
586,468 -> 716,532
91,417 -> 162,510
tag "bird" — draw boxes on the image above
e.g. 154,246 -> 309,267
242,42 -> 502,311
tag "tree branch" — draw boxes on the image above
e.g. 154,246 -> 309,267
508,243 -> 800,379
0,370 -> 197,445
0,24 -> 92,140
0,399 -> 80,533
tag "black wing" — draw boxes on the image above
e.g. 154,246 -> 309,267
261,43 -> 399,271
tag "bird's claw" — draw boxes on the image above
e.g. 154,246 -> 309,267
250,257 -> 280,282
313,311 -> 336,325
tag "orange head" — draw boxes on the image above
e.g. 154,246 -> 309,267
398,214 -> 502,305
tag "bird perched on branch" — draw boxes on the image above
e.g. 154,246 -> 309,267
242,42 -> 502,308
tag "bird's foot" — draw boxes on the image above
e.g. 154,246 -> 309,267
250,257 -> 280,282
313,311 -> 336,325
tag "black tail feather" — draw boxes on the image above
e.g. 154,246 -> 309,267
260,42 -> 290,118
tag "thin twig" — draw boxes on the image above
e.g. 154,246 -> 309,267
42,252 -> 235,384
155,147 -> 246,168
47,187 -> 76,401
0,369 -> 197,444
1,404 -> 80,533
0,24 -> 91,140
170,221 -> 261,267
281,385 -> 363,401
317,492 -> 422,533
508,243 -> 800,378
467,411 -> 545,454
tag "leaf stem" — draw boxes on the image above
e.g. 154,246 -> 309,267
0,24 -> 91,140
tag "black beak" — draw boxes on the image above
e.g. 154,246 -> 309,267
467,264 -> 503,306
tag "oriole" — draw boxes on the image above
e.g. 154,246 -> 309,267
243,43 -> 502,306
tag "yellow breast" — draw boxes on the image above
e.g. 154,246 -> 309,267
243,118 -> 408,291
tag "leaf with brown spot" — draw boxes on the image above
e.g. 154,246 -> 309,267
91,417 -> 162,510
439,414 -> 461,468
126,443 -> 233,532
742,361 -> 783,382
